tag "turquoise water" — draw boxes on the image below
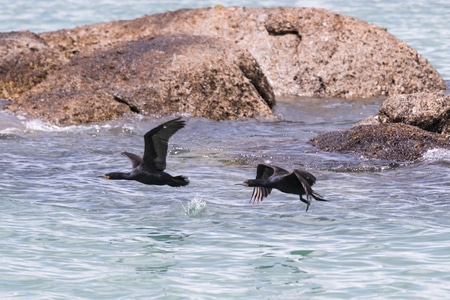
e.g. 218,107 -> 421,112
1,1 -> 450,299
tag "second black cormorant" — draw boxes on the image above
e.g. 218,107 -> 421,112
241,164 -> 327,212
103,117 -> 189,187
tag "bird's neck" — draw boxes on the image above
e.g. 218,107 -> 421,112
246,179 -> 270,187
106,172 -> 132,180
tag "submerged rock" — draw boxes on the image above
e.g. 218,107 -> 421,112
310,123 -> 450,161
6,35 -> 275,125
378,91 -> 450,134
312,91 -> 450,161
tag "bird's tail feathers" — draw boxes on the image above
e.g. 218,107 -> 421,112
170,175 -> 189,187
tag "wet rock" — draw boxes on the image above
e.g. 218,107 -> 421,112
39,7 -> 446,98
6,35 -> 275,125
353,115 -> 380,127
310,123 -> 450,161
0,31 -> 62,99
378,92 -> 450,134
313,91 -> 450,161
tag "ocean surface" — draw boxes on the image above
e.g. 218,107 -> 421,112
1,1 -> 450,299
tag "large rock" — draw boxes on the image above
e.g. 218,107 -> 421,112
39,6 -> 446,98
2,7 -> 446,125
378,92 -> 450,134
0,31 -> 63,99
6,35 -> 275,125
310,123 -> 450,161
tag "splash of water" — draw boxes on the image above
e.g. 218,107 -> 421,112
183,196 -> 207,218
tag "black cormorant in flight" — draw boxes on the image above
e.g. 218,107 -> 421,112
241,164 -> 327,212
103,117 -> 189,187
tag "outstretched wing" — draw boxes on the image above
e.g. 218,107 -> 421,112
250,164 -> 278,204
121,151 -> 143,169
293,168 -> 316,186
142,117 -> 186,171
255,164 -> 276,180
250,186 -> 272,204
293,169 -> 314,197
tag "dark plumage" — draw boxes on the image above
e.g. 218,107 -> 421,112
104,117 -> 189,187
242,164 -> 327,212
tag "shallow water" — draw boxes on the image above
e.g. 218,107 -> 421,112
1,96 -> 450,299
2,0 -> 450,298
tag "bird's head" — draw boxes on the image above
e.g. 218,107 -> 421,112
102,173 -> 112,179
102,172 -> 126,180
235,180 -> 252,187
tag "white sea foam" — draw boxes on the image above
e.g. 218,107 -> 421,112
0,110 -> 97,133
24,119 -> 84,132
0,111 -> 25,133
423,148 -> 450,161
0,111 -> 149,134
